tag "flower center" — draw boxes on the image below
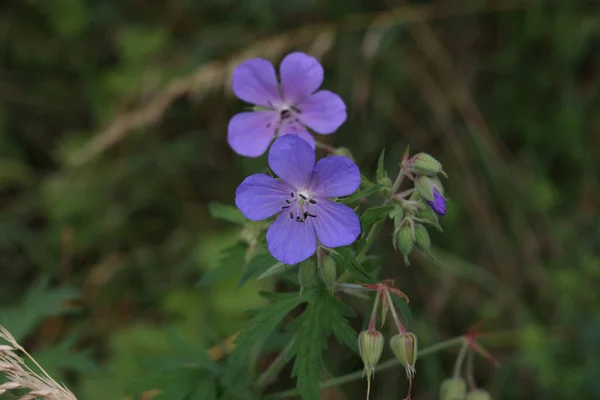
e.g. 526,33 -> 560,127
280,190 -> 317,223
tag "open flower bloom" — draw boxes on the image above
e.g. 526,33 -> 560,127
427,188 -> 446,216
228,52 -> 347,157
235,135 -> 361,264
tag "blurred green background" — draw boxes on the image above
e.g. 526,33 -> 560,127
0,0 -> 598,399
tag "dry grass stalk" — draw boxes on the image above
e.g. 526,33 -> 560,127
0,326 -> 77,400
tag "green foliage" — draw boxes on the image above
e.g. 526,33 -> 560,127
225,293 -> 306,386
289,288 -> 357,400
329,247 -> 373,283
209,202 -> 247,225
0,280 -> 78,342
360,205 -> 395,232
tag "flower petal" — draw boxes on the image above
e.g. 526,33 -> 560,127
297,90 -> 347,134
267,210 -> 316,264
279,120 -> 316,149
268,134 -> 315,189
232,58 -> 281,107
235,173 -> 291,220
280,52 -> 324,105
311,200 -> 360,248
310,156 -> 360,197
228,111 -> 278,157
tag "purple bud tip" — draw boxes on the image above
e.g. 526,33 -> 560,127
427,189 -> 446,216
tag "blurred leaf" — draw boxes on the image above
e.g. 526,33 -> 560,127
198,243 -> 247,286
360,205 -> 394,232
33,337 -> 98,379
208,202 -> 247,225
0,280 -> 79,342
329,247 -> 373,283
240,252 -> 288,285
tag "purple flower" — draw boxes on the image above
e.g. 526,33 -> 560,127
235,135 -> 361,264
228,52 -> 347,157
427,188 -> 446,216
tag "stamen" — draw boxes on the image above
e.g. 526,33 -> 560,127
286,199 -> 291,204
290,212 -> 293,219
303,211 -> 308,220
299,194 -> 307,200
290,192 -> 294,197
309,199 -> 316,204
282,205 -> 290,209
280,109 -> 291,120
308,213 -> 317,218
291,105 -> 302,114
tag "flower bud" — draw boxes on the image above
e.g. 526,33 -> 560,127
466,389 -> 492,400
378,176 -> 392,190
427,188 -> 446,216
414,224 -> 430,252
430,176 -> 445,196
440,378 -> 467,400
298,259 -> 316,291
319,255 -> 337,291
415,176 -> 435,202
358,330 -> 384,380
397,225 -> 413,265
413,153 -> 442,176
334,147 -> 355,161
389,332 -> 418,378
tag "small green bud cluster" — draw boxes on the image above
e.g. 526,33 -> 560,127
390,150 -> 448,265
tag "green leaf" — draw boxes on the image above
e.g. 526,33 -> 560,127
239,252 -> 288,286
376,149 -> 386,181
224,293 -> 306,385
339,184 -> 384,205
329,247 -> 373,283
289,290 -> 358,400
208,202 -> 247,225
0,280 -> 79,342
198,243 -> 247,286
33,337 -> 98,379
360,205 -> 394,232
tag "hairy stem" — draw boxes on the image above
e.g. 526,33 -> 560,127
385,289 -> 406,334
367,292 -> 381,332
268,336 -> 464,398
452,338 -> 469,378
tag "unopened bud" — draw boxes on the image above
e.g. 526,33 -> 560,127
389,332 -> 418,378
358,330 -> 384,380
467,389 -> 492,400
334,147 -> 355,161
415,176 -> 435,202
414,224 -> 430,252
397,225 -> 414,265
413,153 -> 442,176
319,255 -> 337,291
298,259 -> 316,291
430,176 -> 445,196
390,206 -> 405,227
440,378 -> 467,400
378,176 -> 392,189
427,188 -> 446,216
